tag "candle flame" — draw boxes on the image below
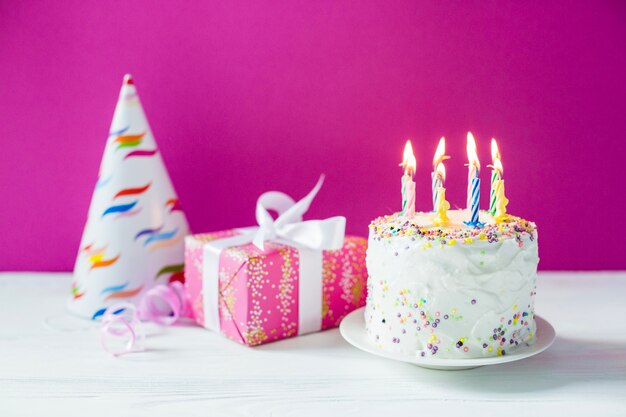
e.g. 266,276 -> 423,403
432,137 -> 449,167
401,140 -> 417,177
491,138 -> 503,174
435,162 -> 446,182
467,132 -> 480,169
491,138 -> 501,161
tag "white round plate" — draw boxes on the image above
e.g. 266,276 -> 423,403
340,307 -> 556,370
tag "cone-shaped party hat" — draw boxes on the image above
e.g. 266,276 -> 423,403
69,74 -> 190,319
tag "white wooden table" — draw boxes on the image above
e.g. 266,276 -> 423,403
1,272 -> 625,417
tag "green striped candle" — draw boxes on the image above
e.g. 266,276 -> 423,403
489,138 -> 502,216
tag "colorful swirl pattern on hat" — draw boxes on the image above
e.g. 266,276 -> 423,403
82,243 -> 108,256
113,183 -> 151,199
102,201 -> 138,217
95,175 -> 112,189
71,282 -> 85,300
92,305 -> 126,320
100,282 -> 129,296
114,132 -> 145,150
69,75 -> 190,320
156,263 -> 185,283
155,263 -> 184,280
89,253 -> 120,270
104,284 -> 143,301
165,198 -> 183,213
114,206 -> 142,219
124,149 -> 158,160
134,225 -> 163,241
149,235 -> 183,252
108,126 -> 129,137
143,227 -> 178,246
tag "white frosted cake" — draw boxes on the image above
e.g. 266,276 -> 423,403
365,209 -> 538,359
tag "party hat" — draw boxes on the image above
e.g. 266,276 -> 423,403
69,74 -> 190,319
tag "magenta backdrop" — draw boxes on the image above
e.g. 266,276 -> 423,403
1,1 -> 625,271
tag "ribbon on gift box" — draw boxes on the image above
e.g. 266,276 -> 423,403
202,175 -> 346,336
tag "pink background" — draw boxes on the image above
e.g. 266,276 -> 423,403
1,1 -> 625,271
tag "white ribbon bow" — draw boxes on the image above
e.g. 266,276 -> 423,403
252,175 -> 346,251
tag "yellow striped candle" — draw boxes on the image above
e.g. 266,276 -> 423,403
494,178 -> 510,223
433,186 -> 450,226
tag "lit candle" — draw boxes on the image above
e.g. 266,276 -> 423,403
434,186 -> 450,225
492,141 -> 510,223
431,137 -> 448,211
400,140 -> 417,217
488,138 -> 503,216
433,163 -> 450,226
465,132 -> 484,227
493,178 -> 510,223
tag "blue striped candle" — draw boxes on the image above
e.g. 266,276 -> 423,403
464,132 -> 484,228
469,176 -> 480,224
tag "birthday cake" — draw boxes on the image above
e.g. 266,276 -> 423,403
365,210 -> 538,359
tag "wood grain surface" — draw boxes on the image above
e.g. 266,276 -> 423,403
1,272 -> 625,417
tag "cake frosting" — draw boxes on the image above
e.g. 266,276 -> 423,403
365,209 -> 539,359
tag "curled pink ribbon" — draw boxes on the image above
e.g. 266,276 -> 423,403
100,282 -> 190,356
139,281 -> 189,325
100,302 -> 144,356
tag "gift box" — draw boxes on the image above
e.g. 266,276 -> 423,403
183,177 -> 367,346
